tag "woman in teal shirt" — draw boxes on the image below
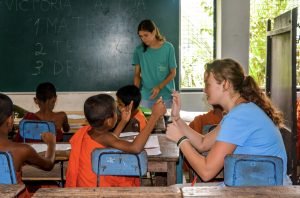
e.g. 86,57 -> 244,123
132,19 -> 177,108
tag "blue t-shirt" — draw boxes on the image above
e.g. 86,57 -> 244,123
132,41 -> 177,101
217,102 -> 288,177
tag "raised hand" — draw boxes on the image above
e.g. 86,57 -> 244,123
171,91 -> 181,120
166,122 -> 184,143
41,132 -> 56,145
151,97 -> 166,118
119,101 -> 133,123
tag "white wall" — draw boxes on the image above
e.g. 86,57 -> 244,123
6,1 -> 250,113
218,0 -> 250,72
7,91 -> 211,112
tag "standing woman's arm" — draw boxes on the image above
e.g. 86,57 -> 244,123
134,64 -> 141,88
150,68 -> 176,100
157,68 -> 176,90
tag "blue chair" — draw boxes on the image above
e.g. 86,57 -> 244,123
0,151 -> 17,184
91,148 -> 147,187
19,119 -> 56,142
224,154 -> 283,186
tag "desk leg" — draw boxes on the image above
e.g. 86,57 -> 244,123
167,162 -> 176,186
176,152 -> 183,184
60,161 -> 64,187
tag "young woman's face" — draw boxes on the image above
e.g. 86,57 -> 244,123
204,72 -> 224,105
138,30 -> 156,46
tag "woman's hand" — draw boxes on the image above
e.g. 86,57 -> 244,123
166,122 -> 184,143
171,91 -> 181,120
150,86 -> 161,99
119,101 -> 133,123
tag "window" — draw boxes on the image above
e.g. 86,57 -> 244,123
180,0 -> 215,89
249,0 -> 300,87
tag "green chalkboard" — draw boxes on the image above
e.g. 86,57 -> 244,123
0,0 -> 179,92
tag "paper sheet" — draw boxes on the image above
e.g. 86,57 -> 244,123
145,147 -> 161,155
124,135 -> 161,155
144,135 -> 160,148
67,114 -> 85,119
119,132 -> 139,137
30,143 -> 71,153
179,110 -> 206,122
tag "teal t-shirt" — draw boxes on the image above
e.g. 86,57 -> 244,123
132,41 -> 177,101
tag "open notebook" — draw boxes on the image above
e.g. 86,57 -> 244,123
30,144 -> 71,153
30,135 -> 161,156
119,133 -> 161,156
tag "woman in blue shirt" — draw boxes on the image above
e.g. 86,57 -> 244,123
166,58 -> 291,185
132,19 -> 177,108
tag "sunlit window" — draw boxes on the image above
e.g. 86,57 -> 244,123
180,0 -> 215,89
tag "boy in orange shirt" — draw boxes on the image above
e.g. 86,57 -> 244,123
116,85 -> 147,133
189,105 -> 223,134
66,94 -> 165,187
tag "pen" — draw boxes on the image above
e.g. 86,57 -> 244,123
191,176 -> 197,186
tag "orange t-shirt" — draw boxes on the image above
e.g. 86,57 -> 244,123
66,126 -> 140,187
189,110 -> 223,134
133,109 -> 147,131
16,171 -> 31,198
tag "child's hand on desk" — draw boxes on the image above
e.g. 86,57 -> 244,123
166,122 -> 184,143
41,132 -> 56,145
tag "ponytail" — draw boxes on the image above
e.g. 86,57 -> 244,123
241,76 -> 284,127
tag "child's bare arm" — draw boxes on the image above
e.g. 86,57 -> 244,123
14,133 -> 56,171
62,112 -> 70,132
113,101 -> 133,137
105,99 -> 166,153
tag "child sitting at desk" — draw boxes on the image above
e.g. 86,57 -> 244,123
0,93 -> 56,197
66,94 -> 166,187
115,85 -> 147,133
14,82 -> 70,142
189,105 -> 223,134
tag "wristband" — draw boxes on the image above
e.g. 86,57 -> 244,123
177,136 -> 188,147
178,138 -> 189,148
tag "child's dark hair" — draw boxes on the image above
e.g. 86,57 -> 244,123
36,82 -> 57,102
0,93 -> 13,125
137,19 -> 165,52
116,85 -> 141,110
84,94 -> 116,128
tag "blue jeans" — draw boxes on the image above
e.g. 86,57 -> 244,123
141,99 -> 172,109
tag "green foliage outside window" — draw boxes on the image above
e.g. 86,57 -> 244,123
249,0 -> 288,87
181,0 -> 214,89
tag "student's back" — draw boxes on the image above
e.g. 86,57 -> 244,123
66,94 -> 166,187
14,82 -> 69,142
0,93 -> 56,196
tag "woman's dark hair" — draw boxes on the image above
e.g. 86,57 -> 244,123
137,19 -> 165,52
0,93 -> 13,125
116,85 -> 141,110
84,94 -> 116,128
205,58 -> 284,127
36,82 -> 57,102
